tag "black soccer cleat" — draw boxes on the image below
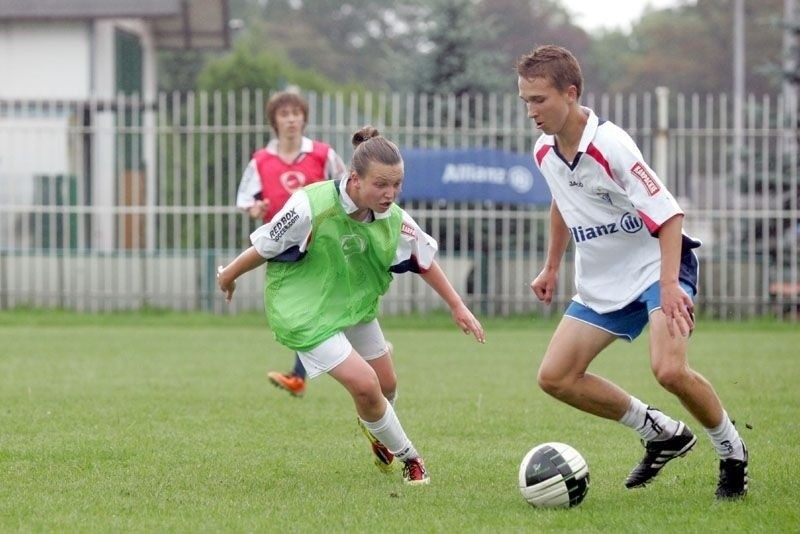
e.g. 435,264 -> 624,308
715,441 -> 748,500
625,422 -> 697,488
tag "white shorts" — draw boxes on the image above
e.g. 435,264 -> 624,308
297,319 -> 390,379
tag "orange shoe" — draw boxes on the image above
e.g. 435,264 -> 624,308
402,457 -> 430,485
267,371 -> 306,397
357,418 -> 395,473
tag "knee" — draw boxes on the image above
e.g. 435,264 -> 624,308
351,375 -> 385,411
652,363 -> 690,393
537,366 -> 570,398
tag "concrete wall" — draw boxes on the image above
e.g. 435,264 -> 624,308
0,252 -> 477,314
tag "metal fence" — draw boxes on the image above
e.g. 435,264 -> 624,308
0,89 -> 798,320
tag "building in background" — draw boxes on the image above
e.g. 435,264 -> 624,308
0,0 -> 230,250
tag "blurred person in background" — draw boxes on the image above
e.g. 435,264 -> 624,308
236,89 -> 347,398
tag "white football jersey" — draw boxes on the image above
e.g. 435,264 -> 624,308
533,107 -> 698,313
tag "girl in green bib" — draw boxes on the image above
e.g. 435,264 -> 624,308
217,126 -> 485,485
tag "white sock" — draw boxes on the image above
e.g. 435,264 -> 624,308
360,401 -> 419,461
618,396 -> 679,442
704,411 -> 745,460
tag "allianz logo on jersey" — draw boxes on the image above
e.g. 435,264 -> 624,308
441,164 -> 534,194
569,212 -> 643,243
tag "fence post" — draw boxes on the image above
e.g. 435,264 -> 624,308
655,86 -> 670,186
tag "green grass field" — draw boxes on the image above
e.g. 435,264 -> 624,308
1,311 -> 798,532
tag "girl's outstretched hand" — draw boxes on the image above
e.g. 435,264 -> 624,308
452,303 -> 486,344
217,265 -> 237,302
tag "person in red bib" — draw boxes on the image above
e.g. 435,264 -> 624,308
236,90 -> 346,397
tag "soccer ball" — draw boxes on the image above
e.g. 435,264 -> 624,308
518,442 -> 590,508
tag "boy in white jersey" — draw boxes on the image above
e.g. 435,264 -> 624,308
218,126 -> 485,485
516,45 -> 747,500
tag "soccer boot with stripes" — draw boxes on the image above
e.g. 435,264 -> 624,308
625,421 -> 697,488
715,441 -> 748,500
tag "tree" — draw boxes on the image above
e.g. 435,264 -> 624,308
231,0 -> 419,90
477,0 -> 592,73
389,0 -> 507,95
158,50 -> 212,93
603,0 -> 784,95
160,0 -> 789,99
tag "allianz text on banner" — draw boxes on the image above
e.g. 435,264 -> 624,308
399,148 -> 551,205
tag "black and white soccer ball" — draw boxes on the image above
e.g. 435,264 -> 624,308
518,442 -> 590,508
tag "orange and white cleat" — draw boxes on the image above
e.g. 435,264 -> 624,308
267,371 -> 306,397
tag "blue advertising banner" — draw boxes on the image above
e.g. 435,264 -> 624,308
399,147 -> 551,205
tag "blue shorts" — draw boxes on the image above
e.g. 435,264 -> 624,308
565,280 -> 696,342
